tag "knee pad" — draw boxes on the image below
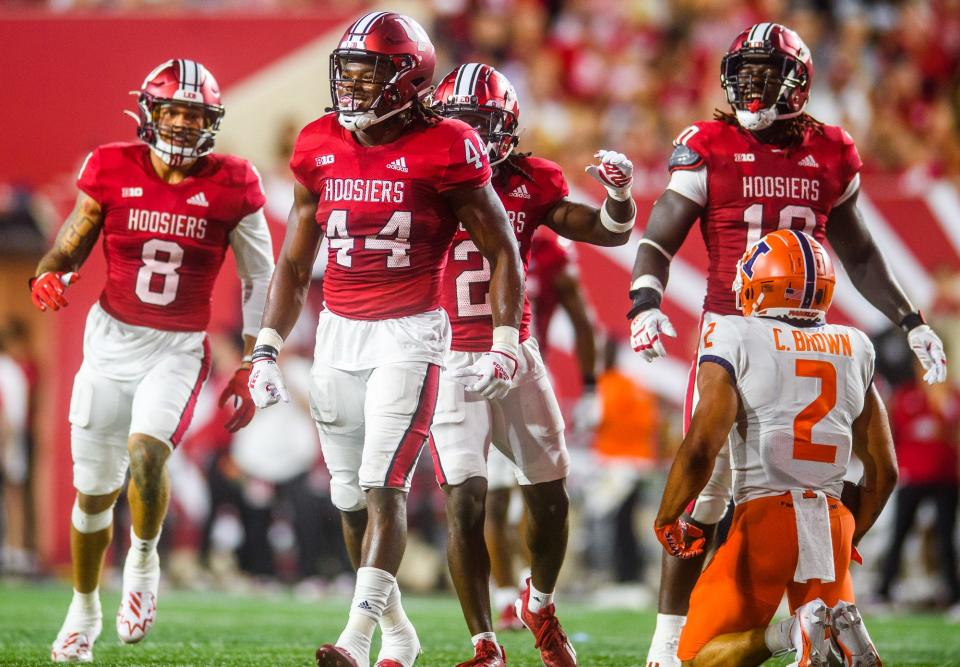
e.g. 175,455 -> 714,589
331,481 -> 367,513
71,497 -> 116,534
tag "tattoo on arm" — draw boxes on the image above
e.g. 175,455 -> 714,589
37,193 -> 104,274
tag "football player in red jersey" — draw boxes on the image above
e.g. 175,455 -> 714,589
429,63 -> 635,667
32,60 -> 274,662
627,23 -> 948,667
247,15 -> 524,667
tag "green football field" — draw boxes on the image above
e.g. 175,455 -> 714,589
1,582 -> 958,666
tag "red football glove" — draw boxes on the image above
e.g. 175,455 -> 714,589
219,366 -> 255,433
30,272 -> 79,312
655,518 -> 706,559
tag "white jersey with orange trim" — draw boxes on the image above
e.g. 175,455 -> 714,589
699,315 -> 875,504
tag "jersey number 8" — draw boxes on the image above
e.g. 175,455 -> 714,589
135,239 -> 183,306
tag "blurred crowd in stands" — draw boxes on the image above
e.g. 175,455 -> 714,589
2,0 -> 960,613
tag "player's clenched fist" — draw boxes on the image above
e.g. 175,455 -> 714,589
654,518 -> 705,559
453,350 -> 518,400
219,367 -> 256,432
30,271 -> 79,311
630,308 -> 676,361
585,150 -> 634,201
248,348 -> 289,409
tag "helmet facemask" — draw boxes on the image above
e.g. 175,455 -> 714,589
330,51 -> 419,131
440,103 -> 518,165
136,94 -> 223,167
722,50 -> 809,131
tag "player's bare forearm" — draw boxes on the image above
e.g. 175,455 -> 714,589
630,190 -> 701,290
449,183 -> 524,328
656,362 -> 738,526
555,270 -> 596,379
544,198 -> 633,247
827,193 -> 915,325
260,184 -> 323,339
35,192 -> 104,275
241,335 -> 255,367
850,384 -> 898,545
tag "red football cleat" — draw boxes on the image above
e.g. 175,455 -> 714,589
455,639 -> 506,666
495,601 -> 525,632
515,579 -> 578,667
316,644 -> 360,667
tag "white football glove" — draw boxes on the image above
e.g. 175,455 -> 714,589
248,359 -> 290,408
630,308 -> 677,361
453,351 -> 518,400
908,324 -> 947,384
585,150 -> 634,201
572,387 -> 602,433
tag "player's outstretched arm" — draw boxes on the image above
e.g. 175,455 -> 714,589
448,182 -> 525,399
249,183 -> 322,409
849,384 -> 898,547
30,191 -> 103,311
827,191 -> 947,383
543,150 -> 637,246
627,190 -> 701,360
655,361 -> 737,556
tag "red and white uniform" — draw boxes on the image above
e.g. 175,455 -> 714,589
431,156 -> 568,488
289,114 -> 492,510
528,231 -> 574,353
668,120 -> 862,523
69,143 -> 273,496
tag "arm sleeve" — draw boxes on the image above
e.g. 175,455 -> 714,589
698,317 -> 744,383
667,167 -> 708,207
229,208 -> 275,338
76,149 -> 103,204
438,126 -> 492,192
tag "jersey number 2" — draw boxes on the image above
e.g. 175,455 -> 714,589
453,239 -> 491,317
136,239 -> 183,306
792,359 -> 838,464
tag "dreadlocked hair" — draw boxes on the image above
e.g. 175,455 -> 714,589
713,109 -> 824,146
412,97 -> 442,126
497,151 -> 534,183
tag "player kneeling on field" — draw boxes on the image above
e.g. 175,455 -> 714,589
654,230 -> 897,666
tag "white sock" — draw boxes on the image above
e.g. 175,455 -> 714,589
493,586 -> 518,610
60,589 -> 102,636
124,528 -> 160,594
380,582 -> 410,631
472,632 -> 500,653
526,581 -> 554,613
647,613 -> 685,656
338,567 -> 394,661
765,617 -> 795,656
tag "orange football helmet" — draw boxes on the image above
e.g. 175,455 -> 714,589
733,229 -> 835,322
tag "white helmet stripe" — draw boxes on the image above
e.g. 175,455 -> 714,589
455,63 -> 481,97
748,22 -> 771,42
350,11 -> 388,36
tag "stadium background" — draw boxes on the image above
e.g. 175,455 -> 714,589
1,0 -> 959,662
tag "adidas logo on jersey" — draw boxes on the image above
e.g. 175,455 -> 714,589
385,157 -> 409,173
186,192 -> 209,207
509,184 -> 531,199
798,155 -> 819,168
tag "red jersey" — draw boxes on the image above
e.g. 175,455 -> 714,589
439,156 -> 568,351
290,114 -> 491,321
890,382 -> 960,485
77,143 -> 265,332
528,231 -> 573,351
669,120 -> 862,315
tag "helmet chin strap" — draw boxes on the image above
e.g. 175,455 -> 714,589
337,100 -> 414,132
735,105 -> 805,132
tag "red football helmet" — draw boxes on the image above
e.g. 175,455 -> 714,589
329,12 -> 436,132
720,23 -> 812,131
433,63 -> 520,165
132,59 -> 224,166
733,229 -> 836,323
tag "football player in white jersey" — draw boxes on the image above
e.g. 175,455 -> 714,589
654,230 -> 897,666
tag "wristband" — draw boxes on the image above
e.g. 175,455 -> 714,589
251,345 -> 278,362
627,289 -> 662,320
899,311 -> 926,333
600,199 -> 636,232
255,327 -> 284,352
630,274 -> 664,296
491,325 -> 520,360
